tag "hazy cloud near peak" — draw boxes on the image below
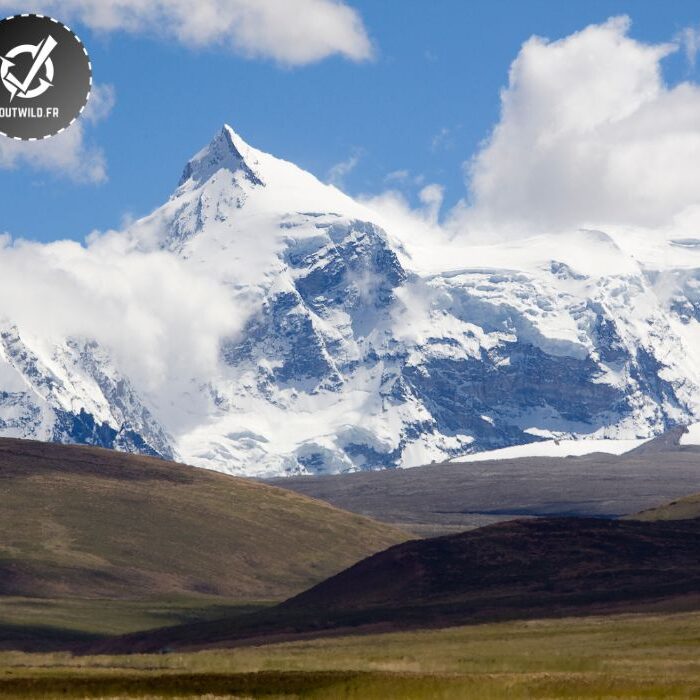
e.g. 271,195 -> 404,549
0,0 -> 373,65
0,232 -> 245,400
360,184 -> 450,254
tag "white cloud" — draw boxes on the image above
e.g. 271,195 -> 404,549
327,149 -> 362,187
83,83 -> 116,123
0,231 -> 245,394
418,183 -> 444,223
384,169 -> 410,183
0,84 -> 115,183
2,0 -> 373,65
360,184 -> 449,252
460,16 -> 700,235
360,17 -> 700,246
383,169 -> 425,187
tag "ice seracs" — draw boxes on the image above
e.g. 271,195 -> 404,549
1,125 -> 700,475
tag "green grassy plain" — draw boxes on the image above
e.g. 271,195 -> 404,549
3,610 -> 700,697
0,596 -> 273,651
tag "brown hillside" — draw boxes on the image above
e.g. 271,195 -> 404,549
0,438 -> 408,601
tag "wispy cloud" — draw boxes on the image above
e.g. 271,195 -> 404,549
384,169 -> 410,184
0,84 -> 115,184
678,25 -> 700,69
327,148 -> 363,188
430,126 -> 454,152
383,169 -> 425,187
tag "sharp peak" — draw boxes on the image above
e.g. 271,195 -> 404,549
221,123 -> 251,153
179,124 -> 264,188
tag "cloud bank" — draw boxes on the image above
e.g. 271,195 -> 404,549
0,232 -> 243,396
1,0 -> 373,65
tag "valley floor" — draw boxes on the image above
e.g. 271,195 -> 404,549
2,610 -> 700,698
0,597 -> 272,652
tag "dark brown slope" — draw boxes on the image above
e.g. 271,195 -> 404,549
0,438 -> 408,601
266,431 -> 700,536
93,516 -> 700,653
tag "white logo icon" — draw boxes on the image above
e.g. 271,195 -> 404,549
1,35 -> 57,101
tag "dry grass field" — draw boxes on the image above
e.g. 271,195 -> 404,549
2,610 -> 700,697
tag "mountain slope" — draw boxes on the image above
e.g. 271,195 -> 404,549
0,438 -> 408,600
4,125 -> 700,475
93,516 -> 700,653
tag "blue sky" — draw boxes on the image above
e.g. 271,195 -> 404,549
0,0 -> 699,243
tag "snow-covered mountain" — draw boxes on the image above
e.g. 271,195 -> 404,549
2,124 -> 700,475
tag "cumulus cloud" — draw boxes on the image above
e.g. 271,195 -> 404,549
0,84 -> 115,183
461,16 -> 700,235
367,17 -> 700,243
0,231 -> 244,395
2,0 -> 373,65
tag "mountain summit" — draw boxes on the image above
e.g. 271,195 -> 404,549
1,126 -> 699,475
179,125 -> 265,188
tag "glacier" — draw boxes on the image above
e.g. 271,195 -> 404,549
2,124 -> 700,476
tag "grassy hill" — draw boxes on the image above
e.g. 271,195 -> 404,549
0,438 -> 408,603
93,515 -> 700,653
